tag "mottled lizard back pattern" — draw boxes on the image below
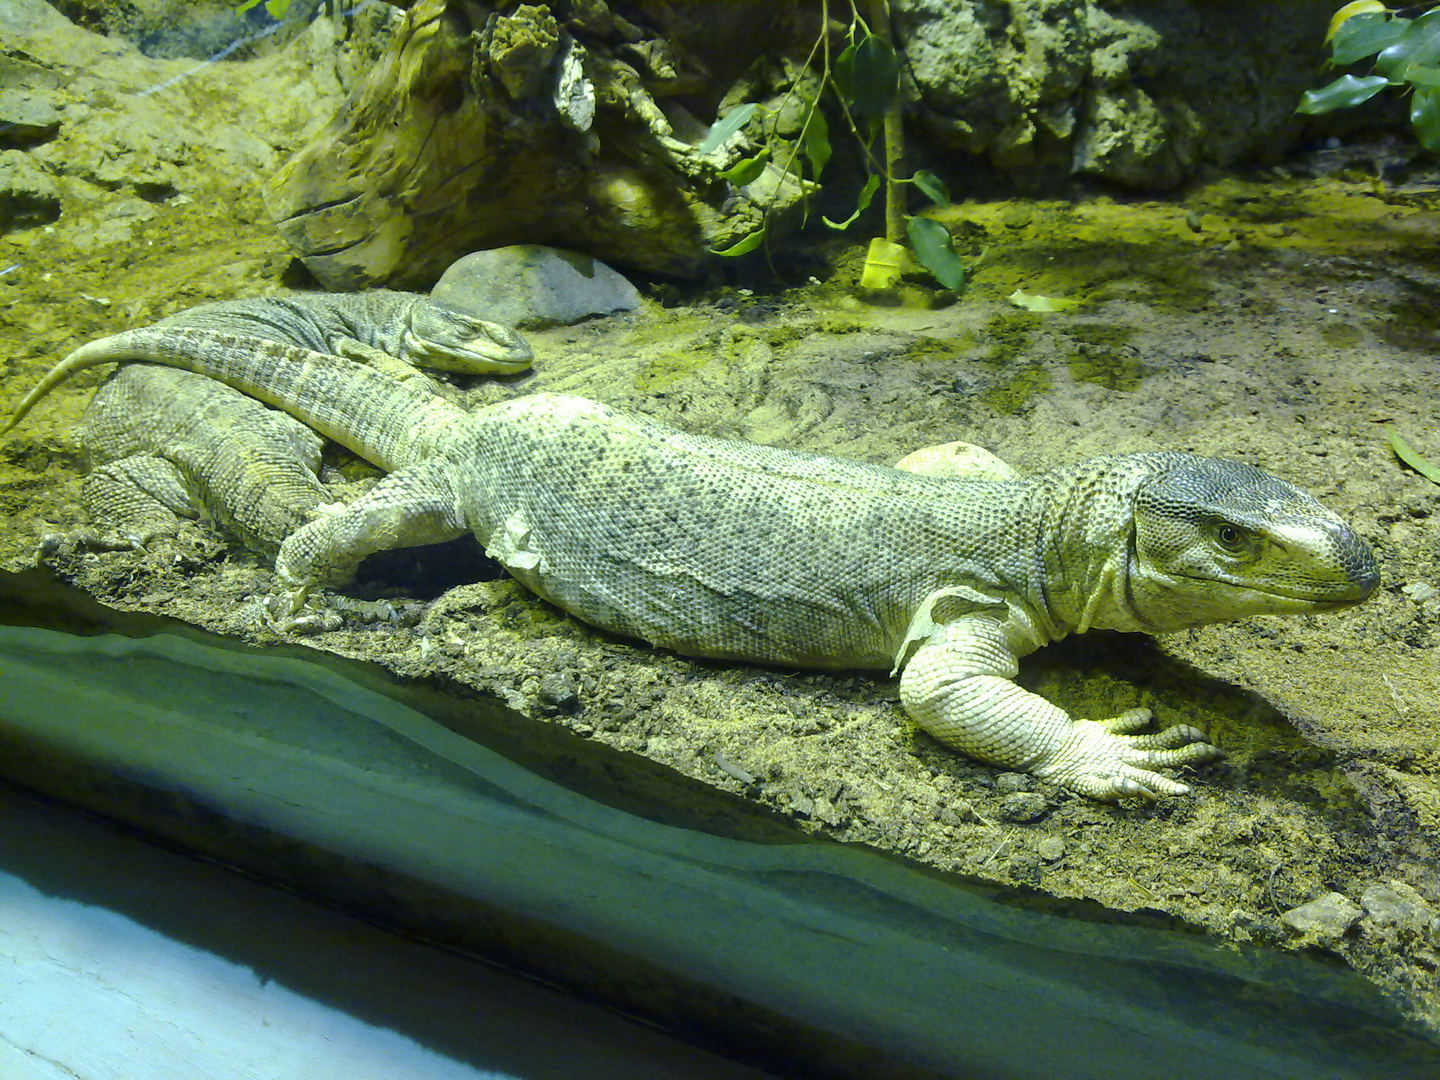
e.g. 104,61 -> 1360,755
4,328 -> 1379,799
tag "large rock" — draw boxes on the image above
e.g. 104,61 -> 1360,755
0,150 -> 60,229
433,246 -> 641,330
895,0 -> 1343,190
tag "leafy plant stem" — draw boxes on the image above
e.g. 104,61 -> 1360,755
863,0 -> 906,243
760,1 -> 833,257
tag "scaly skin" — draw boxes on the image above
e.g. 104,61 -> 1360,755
4,291 -> 531,551
3,329 -> 1380,798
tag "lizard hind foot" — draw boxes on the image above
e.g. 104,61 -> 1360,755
35,518 -> 200,563
261,579 -> 344,635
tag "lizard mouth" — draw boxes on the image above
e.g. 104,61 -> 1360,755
402,329 -> 530,372
1178,570 -> 1378,609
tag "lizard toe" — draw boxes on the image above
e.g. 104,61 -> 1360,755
1064,766 -> 1192,801
1114,729 -> 1223,771
1036,717 -> 1216,799
1098,707 -> 1154,734
1144,723 -> 1212,749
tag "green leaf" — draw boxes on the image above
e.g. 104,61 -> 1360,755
823,174 -> 880,230
802,105 -> 830,181
833,31 -> 898,126
1411,86 -> 1440,151
1296,73 -> 1389,114
1405,63 -> 1440,91
698,103 -> 757,154
1388,427 -> 1440,484
1377,12 -> 1440,80
720,148 -> 770,186
845,33 -> 899,124
906,216 -> 965,290
860,237 -> 906,291
710,228 -> 766,257
1330,11 -> 1407,65
1326,2 -> 1390,46
235,0 -> 263,11
911,169 -> 950,207
1007,289 -> 1080,312
832,41 -> 859,103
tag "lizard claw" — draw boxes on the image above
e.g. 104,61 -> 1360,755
36,527 -> 151,562
261,586 -> 342,635
1035,713 -> 1224,801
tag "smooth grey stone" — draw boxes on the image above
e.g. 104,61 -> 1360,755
433,244 -> 641,330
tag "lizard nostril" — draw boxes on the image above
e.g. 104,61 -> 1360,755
1334,529 -> 1380,597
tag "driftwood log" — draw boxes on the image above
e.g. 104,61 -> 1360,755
265,0 -> 813,289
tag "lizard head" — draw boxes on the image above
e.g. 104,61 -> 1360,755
402,301 -> 534,374
1121,457 -> 1379,633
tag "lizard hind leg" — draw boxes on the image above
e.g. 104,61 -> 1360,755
71,453 -> 199,550
272,456 -> 471,631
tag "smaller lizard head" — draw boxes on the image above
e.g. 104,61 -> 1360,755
1124,457 -> 1379,633
403,302 -> 534,373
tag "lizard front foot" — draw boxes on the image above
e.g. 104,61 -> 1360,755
1033,709 -> 1223,800
261,581 -> 343,635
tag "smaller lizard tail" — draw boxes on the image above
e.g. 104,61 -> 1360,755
1,340 -> 106,436
3,327 -> 464,471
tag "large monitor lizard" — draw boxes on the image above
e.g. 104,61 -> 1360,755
3,328 -> 1380,799
4,291 -> 532,551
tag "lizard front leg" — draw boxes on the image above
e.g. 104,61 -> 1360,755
898,615 -> 1222,800
273,457 -> 469,628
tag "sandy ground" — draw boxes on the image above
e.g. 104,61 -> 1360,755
2,6 -> 1439,1032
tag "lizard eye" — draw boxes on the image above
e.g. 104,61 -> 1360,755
1211,522 -> 1252,555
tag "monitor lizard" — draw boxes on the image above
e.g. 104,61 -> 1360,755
4,291 -> 532,551
3,328 -> 1380,799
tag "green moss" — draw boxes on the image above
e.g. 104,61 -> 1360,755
903,334 -> 971,360
1063,322 -> 1148,392
794,313 -> 868,338
982,365 -> 1052,415
635,349 -> 707,393
983,311 -> 1043,366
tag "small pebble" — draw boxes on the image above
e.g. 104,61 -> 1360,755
1281,892 -> 1361,941
995,772 -> 1034,795
998,791 -> 1049,823
538,672 -> 579,709
1037,836 -> 1065,862
1402,582 -> 1437,603
1361,881 -> 1432,932
713,751 -> 756,786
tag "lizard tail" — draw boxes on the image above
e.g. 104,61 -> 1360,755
1,336 -> 122,435
3,327 -> 463,471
